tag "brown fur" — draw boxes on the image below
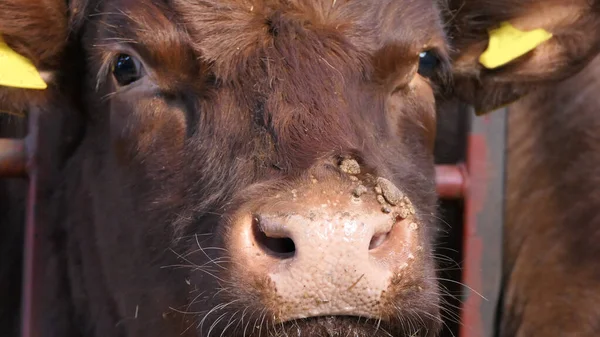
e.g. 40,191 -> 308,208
445,0 -> 600,113
0,0 -> 599,336
503,54 -> 600,337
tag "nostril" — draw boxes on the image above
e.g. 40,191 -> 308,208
369,215 -> 400,250
252,216 -> 296,259
369,233 -> 389,250
259,234 -> 295,257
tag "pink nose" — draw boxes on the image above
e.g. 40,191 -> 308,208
227,179 -> 422,322
252,211 -> 393,258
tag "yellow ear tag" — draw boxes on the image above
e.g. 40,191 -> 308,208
0,35 -> 47,89
479,22 -> 553,70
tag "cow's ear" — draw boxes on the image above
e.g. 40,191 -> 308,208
0,0 -> 84,115
445,0 -> 600,115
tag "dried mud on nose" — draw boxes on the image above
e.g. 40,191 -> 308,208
352,184 -> 368,197
338,157 -> 416,218
376,177 -> 404,206
339,158 -> 361,175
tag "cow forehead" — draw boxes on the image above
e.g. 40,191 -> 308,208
91,0 -> 447,83
84,0 -> 444,177
171,0 -> 447,51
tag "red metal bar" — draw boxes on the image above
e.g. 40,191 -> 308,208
460,132 -> 487,337
460,108 -> 506,337
20,108 -> 40,337
0,138 -> 27,178
435,164 -> 468,199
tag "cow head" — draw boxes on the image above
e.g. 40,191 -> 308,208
1,0 -> 598,336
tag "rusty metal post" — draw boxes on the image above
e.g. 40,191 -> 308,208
459,107 -> 506,337
0,138 -> 27,177
435,164 -> 468,199
20,107 -> 40,337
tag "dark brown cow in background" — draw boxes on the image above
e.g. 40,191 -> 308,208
0,0 -> 599,337
502,54 -> 600,337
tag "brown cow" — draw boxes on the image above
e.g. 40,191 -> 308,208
502,54 -> 600,337
0,0 -> 599,337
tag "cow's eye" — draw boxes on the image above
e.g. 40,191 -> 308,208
112,53 -> 143,86
417,50 -> 439,79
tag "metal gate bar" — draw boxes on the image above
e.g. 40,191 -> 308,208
434,107 -> 506,337
435,164 -> 467,199
459,107 -> 506,337
20,108 -> 41,337
0,138 -> 26,178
